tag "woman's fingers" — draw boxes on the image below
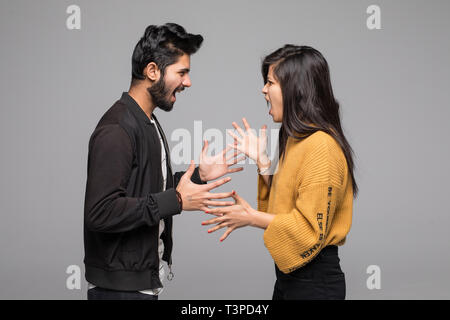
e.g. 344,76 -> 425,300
204,207 -> 225,217
232,122 -> 246,137
227,143 -> 245,156
231,191 -> 246,205
227,129 -> 243,144
207,222 -> 228,234
260,125 -> 267,137
226,145 -> 243,161
220,227 -> 235,242
201,215 -> 223,226
242,118 -> 251,131
227,156 -> 246,166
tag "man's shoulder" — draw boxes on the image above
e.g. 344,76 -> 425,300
96,98 -> 142,135
96,99 -> 131,128
89,99 -> 140,148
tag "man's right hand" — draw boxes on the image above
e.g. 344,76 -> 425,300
176,160 -> 235,211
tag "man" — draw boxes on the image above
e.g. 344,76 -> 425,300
84,23 -> 242,300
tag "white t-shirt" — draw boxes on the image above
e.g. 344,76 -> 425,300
88,117 -> 168,296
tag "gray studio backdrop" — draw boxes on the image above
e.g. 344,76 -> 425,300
1,0 -> 449,300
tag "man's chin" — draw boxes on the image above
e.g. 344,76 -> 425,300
157,102 -> 175,112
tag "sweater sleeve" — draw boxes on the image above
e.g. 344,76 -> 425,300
263,134 -> 346,273
263,183 -> 343,273
84,124 -> 181,233
257,174 -> 271,212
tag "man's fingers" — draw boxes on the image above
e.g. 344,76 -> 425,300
203,176 -> 231,191
206,191 -> 234,199
200,206 -> 211,212
202,140 -> 209,154
183,160 -> 196,180
227,167 -> 244,174
204,200 -> 235,207
221,145 -> 232,157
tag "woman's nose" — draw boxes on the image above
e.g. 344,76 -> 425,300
262,84 -> 268,94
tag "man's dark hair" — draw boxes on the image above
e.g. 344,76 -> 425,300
131,23 -> 203,84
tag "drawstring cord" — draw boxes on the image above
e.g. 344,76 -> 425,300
167,264 -> 174,281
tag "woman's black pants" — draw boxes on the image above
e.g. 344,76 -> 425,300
272,245 -> 346,300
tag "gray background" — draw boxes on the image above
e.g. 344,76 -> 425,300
1,0 -> 449,299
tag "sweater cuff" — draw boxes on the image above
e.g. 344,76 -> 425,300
257,174 -> 270,212
152,188 -> 182,219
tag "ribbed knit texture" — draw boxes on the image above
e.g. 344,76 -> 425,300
258,131 -> 353,274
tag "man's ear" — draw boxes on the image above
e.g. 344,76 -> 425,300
145,62 -> 160,82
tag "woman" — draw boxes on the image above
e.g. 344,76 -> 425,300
202,45 -> 358,300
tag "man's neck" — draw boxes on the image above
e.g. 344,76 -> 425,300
128,86 -> 155,120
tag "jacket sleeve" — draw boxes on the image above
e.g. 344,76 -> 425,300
84,124 -> 181,233
174,167 -> 206,187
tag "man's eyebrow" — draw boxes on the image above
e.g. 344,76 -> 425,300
179,68 -> 190,73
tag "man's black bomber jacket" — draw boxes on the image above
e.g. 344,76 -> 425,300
83,92 -> 205,291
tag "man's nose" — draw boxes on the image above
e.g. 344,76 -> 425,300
182,75 -> 192,87
262,84 -> 268,94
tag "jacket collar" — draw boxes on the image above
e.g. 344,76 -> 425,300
120,92 -> 153,125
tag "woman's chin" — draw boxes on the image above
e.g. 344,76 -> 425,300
270,114 -> 281,123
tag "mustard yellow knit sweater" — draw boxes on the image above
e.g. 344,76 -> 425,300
258,131 -> 353,274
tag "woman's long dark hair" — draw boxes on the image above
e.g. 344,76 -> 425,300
262,45 -> 358,197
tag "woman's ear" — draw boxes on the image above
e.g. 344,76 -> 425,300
144,62 -> 160,82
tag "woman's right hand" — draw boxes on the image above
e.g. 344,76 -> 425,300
227,118 -> 270,168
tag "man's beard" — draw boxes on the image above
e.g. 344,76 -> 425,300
147,75 -> 182,112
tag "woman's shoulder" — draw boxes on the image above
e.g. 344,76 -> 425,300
287,131 -> 348,186
287,131 -> 347,170
288,130 -> 341,154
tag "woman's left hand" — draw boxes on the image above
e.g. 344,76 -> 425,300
202,191 -> 256,242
